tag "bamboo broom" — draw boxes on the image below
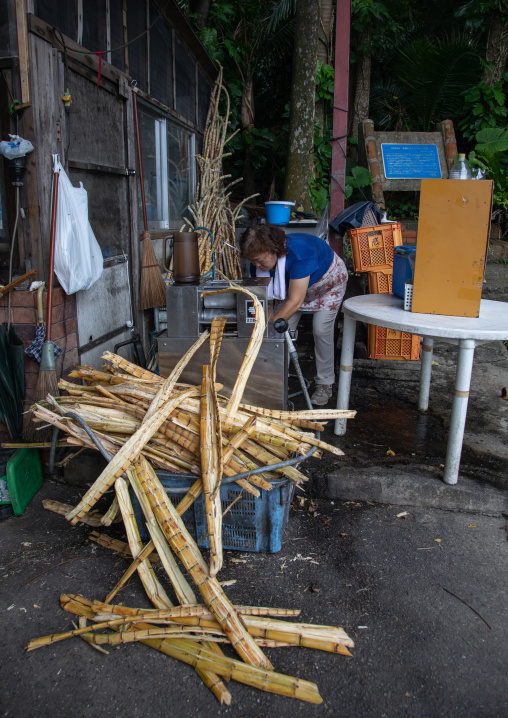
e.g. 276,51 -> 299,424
132,87 -> 166,310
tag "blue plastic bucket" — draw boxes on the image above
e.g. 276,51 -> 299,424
265,201 -> 295,225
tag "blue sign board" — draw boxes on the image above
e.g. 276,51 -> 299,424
381,143 -> 442,180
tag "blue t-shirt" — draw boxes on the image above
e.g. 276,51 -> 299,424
250,233 -> 334,288
285,233 -> 334,287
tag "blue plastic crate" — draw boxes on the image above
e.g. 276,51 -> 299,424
393,245 -> 416,298
130,473 -> 197,542
130,472 -> 293,553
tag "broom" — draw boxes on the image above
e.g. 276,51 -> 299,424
132,87 -> 166,310
30,164 -> 60,438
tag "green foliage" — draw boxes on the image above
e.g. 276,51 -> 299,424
309,128 -> 333,213
458,76 -> 508,142
315,62 -> 334,103
344,166 -> 372,200
454,0 -> 508,30
475,127 -> 508,154
384,196 -> 419,220
372,37 -> 483,132
468,127 -> 508,212
351,0 -> 399,35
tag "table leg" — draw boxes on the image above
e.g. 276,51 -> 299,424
418,337 -> 434,411
443,339 -> 476,485
334,314 -> 356,436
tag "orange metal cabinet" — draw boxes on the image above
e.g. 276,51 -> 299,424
412,179 -> 493,317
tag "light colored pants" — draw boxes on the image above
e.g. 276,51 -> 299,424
288,310 -> 338,385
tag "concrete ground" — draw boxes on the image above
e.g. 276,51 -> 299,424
1,260 -> 507,717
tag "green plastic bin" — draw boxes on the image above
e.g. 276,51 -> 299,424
0,449 -> 43,516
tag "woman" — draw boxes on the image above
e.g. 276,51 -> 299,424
239,223 -> 348,406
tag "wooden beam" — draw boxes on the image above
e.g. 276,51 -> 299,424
15,0 -> 30,105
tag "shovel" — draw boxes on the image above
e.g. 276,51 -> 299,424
25,285 -> 62,365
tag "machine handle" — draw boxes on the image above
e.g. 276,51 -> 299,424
273,317 -> 288,334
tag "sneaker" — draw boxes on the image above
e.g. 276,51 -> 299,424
310,384 -> 332,406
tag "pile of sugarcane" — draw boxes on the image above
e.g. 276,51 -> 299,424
182,66 -> 255,280
26,284 -> 356,705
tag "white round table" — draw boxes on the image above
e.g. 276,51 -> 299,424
334,294 -> 508,485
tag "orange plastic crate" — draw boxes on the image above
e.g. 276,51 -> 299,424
367,325 -> 420,361
367,269 -> 393,295
349,223 -> 402,272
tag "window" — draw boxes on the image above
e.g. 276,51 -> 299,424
138,106 -> 196,231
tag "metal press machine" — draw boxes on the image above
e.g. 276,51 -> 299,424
157,278 -> 288,409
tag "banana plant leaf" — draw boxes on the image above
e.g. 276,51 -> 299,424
0,324 -> 25,440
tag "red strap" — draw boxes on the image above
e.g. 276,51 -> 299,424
94,51 -> 105,87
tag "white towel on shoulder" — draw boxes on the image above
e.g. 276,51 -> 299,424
255,255 -> 286,300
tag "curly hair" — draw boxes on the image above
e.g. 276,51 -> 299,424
239,223 -> 288,259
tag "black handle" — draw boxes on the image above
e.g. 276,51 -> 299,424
273,318 -> 288,334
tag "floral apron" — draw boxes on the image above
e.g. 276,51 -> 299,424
299,252 -> 348,312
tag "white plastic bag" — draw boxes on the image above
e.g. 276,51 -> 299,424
53,155 -> 103,294
0,134 -> 34,159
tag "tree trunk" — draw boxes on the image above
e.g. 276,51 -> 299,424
284,0 -> 320,211
316,0 -> 334,135
350,33 -> 371,156
317,0 -> 334,64
189,0 -> 211,30
483,9 -> 508,86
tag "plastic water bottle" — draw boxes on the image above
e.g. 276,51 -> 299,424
449,153 -> 472,180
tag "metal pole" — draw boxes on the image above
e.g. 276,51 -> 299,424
334,312 -> 356,435
418,337 -> 434,411
443,339 -> 476,485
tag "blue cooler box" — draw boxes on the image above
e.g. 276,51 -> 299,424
392,246 -> 416,298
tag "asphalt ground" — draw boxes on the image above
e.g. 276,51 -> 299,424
1,474 -> 507,717
1,260 -> 507,716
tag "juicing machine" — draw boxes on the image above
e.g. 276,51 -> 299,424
158,278 -> 288,409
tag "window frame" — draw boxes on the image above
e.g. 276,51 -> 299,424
138,101 -> 197,232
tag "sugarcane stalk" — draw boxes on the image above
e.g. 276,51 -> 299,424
114,476 -> 173,609
128,461 -> 197,605
100,496 -> 120,526
133,632 -> 322,704
104,539 -> 156,604
143,330 -> 210,423
65,387 -> 200,524
136,456 -> 273,670
62,594 -> 301,620
202,285 -> 265,425
200,366 -> 223,577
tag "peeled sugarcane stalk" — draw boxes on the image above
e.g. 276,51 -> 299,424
135,455 -> 273,671
203,285 -> 265,425
100,496 -> 120,526
104,539 -> 156,604
88,531 -> 159,561
114,477 -> 173,610
200,365 -> 223,577
64,386 -> 200,525
127,455 -> 230,704
43,500 -> 107,527
59,593 -> 321,704
222,416 -> 256,464
63,594 -> 301,621
127,461 -> 196,606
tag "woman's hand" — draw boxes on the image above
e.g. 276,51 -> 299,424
272,276 -> 309,322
